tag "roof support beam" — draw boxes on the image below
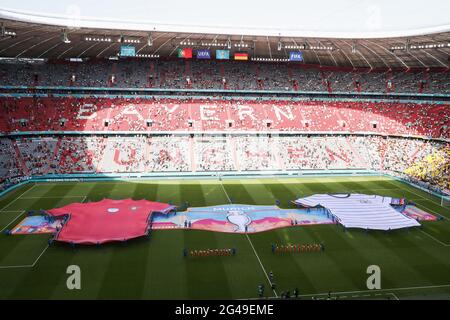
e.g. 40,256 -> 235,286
57,46 -> 75,59
38,42 -> 62,58
77,42 -> 102,58
266,36 -> 272,59
0,36 -> 35,54
318,40 -> 337,66
136,32 -> 167,54
341,40 -> 373,70
358,42 -> 390,69
169,34 -> 193,57
364,40 -> 409,69
336,45 -> 356,69
96,42 -> 118,58
406,51 -> 429,68
16,35 -> 58,58
151,35 -> 178,56
420,49 -> 448,68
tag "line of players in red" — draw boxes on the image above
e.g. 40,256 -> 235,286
272,243 -> 325,253
183,248 -> 237,257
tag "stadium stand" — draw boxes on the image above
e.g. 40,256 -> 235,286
0,60 -> 448,195
0,134 -> 448,192
403,144 -> 450,191
0,97 -> 448,138
1,60 -> 449,93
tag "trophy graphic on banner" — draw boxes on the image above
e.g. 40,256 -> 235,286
226,210 -> 252,232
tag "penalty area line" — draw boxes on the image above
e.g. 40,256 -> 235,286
31,244 -> 50,267
0,195 -> 86,270
0,210 -> 25,233
0,183 -> 38,213
0,244 -> 49,270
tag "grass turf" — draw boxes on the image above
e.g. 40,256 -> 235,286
0,175 -> 449,299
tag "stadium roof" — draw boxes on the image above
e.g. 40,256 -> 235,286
2,0 -> 450,38
0,0 -> 449,68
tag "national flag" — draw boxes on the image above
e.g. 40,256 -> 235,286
178,48 -> 192,59
234,53 -> 248,61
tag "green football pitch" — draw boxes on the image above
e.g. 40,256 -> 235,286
0,175 -> 449,300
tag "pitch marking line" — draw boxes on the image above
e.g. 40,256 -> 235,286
417,229 -> 450,247
0,210 -> 25,233
0,183 -> 38,213
0,244 -> 50,270
388,292 -> 400,300
0,197 -> 86,270
218,178 -> 278,298
382,180 -> 450,221
296,284 -> 450,298
0,196 -> 87,233
245,233 -> 278,298
241,291 -> 397,300
0,195 -> 87,270
30,244 -> 50,267
414,202 -> 450,221
386,180 -> 449,214
219,180 -> 232,204
243,284 -> 450,300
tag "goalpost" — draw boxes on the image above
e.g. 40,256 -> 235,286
441,195 -> 450,208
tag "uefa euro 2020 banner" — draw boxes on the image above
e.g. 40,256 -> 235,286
216,50 -> 230,60
196,49 -> 211,59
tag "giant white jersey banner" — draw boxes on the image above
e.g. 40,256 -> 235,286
294,194 -> 420,230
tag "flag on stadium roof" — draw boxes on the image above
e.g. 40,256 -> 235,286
178,48 -> 193,58
216,50 -> 230,60
234,53 -> 248,61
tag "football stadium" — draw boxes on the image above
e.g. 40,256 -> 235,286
0,0 -> 449,304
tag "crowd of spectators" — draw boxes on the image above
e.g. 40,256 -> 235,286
0,97 -> 448,138
56,136 -> 106,173
148,136 -> 191,172
16,137 -> 58,175
0,138 -> 22,190
0,59 -> 448,194
403,144 -> 450,192
0,135 -> 448,193
1,60 -> 448,93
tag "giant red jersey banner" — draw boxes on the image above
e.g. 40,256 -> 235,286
47,199 -> 175,244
